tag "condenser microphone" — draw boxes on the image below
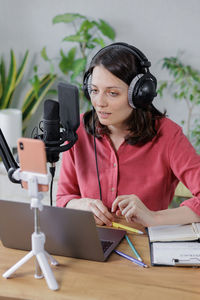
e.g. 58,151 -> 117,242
43,99 -> 60,163
33,83 -> 80,165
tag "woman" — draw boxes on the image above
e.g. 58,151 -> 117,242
56,42 -> 200,227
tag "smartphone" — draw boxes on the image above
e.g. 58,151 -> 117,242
17,137 -> 49,192
58,82 -> 80,132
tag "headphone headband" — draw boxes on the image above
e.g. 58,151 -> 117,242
83,42 -> 157,108
91,42 -> 151,69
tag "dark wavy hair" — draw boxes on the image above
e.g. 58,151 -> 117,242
83,44 -> 166,145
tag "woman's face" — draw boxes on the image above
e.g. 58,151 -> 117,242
90,65 -> 133,130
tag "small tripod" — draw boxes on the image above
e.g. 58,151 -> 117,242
2,170 -> 59,291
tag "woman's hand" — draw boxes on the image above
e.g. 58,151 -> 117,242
111,194 -> 156,227
67,198 -> 114,226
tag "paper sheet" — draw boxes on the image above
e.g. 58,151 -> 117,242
152,242 -> 200,265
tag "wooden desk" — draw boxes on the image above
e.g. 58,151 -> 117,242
0,223 -> 200,300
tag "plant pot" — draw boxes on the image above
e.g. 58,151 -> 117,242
0,108 -> 22,150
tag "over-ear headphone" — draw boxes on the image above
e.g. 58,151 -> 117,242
83,42 -> 157,109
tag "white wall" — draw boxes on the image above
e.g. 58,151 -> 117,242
1,0 -> 200,134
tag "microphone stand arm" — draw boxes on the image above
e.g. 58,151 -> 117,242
0,129 -> 21,184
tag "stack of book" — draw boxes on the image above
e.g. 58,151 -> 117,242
147,223 -> 200,266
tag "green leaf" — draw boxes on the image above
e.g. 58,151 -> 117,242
1,49 -> 17,109
22,74 -> 50,112
41,47 -> 49,61
59,57 -> 72,74
190,94 -> 194,101
46,89 -> 57,96
15,50 -> 29,87
0,57 -> 6,92
59,48 -> 76,74
91,37 -> 105,47
84,32 -> 92,43
79,20 -> 94,33
63,34 -> 87,43
86,43 -> 96,49
22,74 -> 57,129
0,83 -> 2,99
29,73 -> 40,98
60,47 -> 76,59
157,81 -> 167,97
68,47 -> 77,61
52,13 -> 85,24
60,49 -> 66,59
49,63 -> 55,75
97,19 -> 116,40
71,57 -> 87,81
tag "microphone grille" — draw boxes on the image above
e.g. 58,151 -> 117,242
44,99 -> 59,120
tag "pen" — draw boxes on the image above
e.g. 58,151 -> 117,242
172,258 -> 200,266
114,250 -> 148,268
112,222 -> 143,234
125,234 -> 143,262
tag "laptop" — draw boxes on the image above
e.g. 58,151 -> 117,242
0,200 -> 125,262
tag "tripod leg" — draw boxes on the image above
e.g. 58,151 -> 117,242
35,258 -> 43,279
45,251 -> 59,266
36,252 -> 59,291
3,251 -> 34,278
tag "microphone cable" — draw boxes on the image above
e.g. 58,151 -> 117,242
92,108 -> 102,201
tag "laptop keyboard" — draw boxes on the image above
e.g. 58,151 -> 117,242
101,240 -> 114,253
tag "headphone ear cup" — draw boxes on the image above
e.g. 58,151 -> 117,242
128,74 -> 143,108
128,73 -> 157,109
83,72 -> 92,100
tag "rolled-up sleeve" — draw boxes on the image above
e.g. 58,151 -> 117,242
168,127 -> 200,215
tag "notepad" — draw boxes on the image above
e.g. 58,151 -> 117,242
147,223 -> 200,266
148,223 -> 200,242
151,242 -> 200,266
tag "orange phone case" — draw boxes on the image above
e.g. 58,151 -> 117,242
17,138 -> 49,192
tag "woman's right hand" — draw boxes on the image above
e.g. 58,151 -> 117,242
66,198 -> 114,226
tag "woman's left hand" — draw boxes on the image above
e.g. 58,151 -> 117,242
111,194 -> 156,227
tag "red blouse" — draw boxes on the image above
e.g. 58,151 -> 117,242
56,115 -> 200,215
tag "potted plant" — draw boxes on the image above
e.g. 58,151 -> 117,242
158,55 -> 200,152
41,12 -> 116,111
0,49 -> 57,136
0,49 -> 29,148
158,55 -> 200,205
